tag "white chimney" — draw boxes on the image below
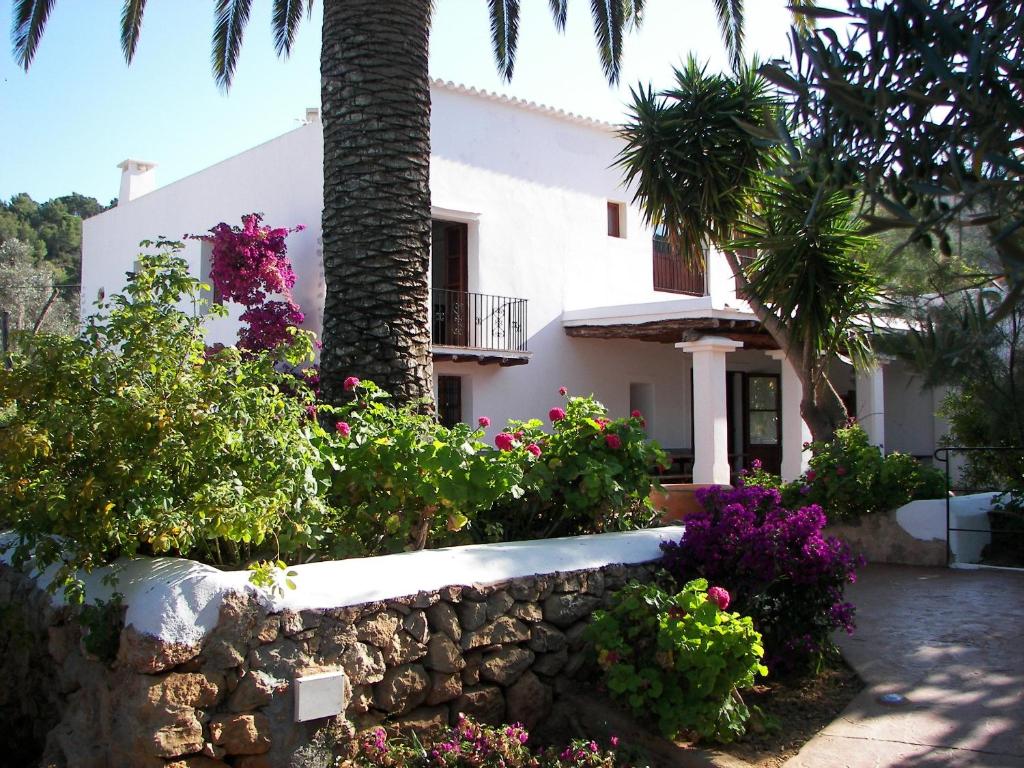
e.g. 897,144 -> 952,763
305,107 -> 320,123
116,159 -> 158,206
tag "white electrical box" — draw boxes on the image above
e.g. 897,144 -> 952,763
294,670 -> 347,722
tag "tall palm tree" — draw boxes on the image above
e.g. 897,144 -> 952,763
617,58 -> 876,442
11,0 -> 751,407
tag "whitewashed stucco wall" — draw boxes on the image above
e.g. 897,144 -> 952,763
80,83 -> 938,457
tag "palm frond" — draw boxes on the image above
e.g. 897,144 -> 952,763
212,0 -> 254,90
120,0 -> 147,63
615,57 -> 776,264
271,0 -> 308,57
589,0 -> 626,85
488,0 -> 520,82
11,0 -> 57,69
734,175 -> 878,360
712,0 -> 744,71
549,0 -> 568,31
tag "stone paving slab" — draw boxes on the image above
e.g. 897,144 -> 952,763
786,565 -> 1024,768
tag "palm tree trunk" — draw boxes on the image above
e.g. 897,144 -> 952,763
725,249 -> 847,443
319,0 -> 434,407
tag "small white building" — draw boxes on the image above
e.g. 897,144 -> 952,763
81,80 -> 947,484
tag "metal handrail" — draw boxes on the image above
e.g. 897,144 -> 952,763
933,445 -> 1024,566
431,289 -> 528,352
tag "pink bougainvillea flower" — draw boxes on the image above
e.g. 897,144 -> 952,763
477,416 -> 491,428
596,417 -> 610,430
605,433 -> 622,449
610,736 -> 620,748
526,443 -> 542,457
495,432 -> 515,451
343,376 -> 360,391
559,386 -> 568,396
707,586 -> 731,611
549,407 -> 566,422
335,421 -> 350,437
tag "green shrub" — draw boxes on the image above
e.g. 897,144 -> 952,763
0,245 -> 329,601
316,379 -> 525,556
799,424 -> 946,521
475,391 -> 666,541
587,579 -> 767,743
744,423 -> 946,522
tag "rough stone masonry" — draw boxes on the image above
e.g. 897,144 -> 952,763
0,558 -> 658,768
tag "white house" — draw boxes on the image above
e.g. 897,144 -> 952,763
81,80 -> 947,484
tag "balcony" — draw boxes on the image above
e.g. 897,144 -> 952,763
653,236 -> 707,296
431,289 -> 530,366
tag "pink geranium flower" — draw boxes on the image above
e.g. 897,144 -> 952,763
495,432 -> 515,451
526,443 -> 542,457
343,376 -> 360,391
707,586 -> 731,611
559,386 -> 568,396
631,409 -> 642,419
335,421 -> 350,437
478,416 -> 491,428
806,469 -> 817,482
549,407 -> 566,422
605,433 -> 622,449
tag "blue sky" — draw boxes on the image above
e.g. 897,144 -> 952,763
0,1 -> 829,203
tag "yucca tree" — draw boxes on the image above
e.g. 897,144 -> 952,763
12,0 -> 750,407
618,58 -> 877,441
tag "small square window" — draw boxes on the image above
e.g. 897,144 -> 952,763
607,202 -> 624,238
199,241 -> 223,309
437,375 -> 463,427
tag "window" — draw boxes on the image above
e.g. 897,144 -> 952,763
607,202 -> 624,238
437,375 -> 463,427
199,240 -> 223,309
629,382 -> 654,431
652,225 -> 706,295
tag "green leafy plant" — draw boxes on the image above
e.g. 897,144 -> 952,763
797,423 -> 946,522
476,390 -> 665,541
317,379 -> 525,556
587,580 -> 767,743
0,244 -> 329,601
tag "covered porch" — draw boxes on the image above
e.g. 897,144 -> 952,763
563,303 -> 890,485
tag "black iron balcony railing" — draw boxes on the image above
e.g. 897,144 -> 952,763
431,289 -> 527,352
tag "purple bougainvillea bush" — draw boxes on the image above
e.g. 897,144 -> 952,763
660,483 -> 863,672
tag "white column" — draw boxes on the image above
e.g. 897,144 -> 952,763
856,364 -> 886,451
767,350 -> 812,481
678,336 -> 743,485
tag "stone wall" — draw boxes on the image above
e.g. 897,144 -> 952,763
0,540 -> 665,768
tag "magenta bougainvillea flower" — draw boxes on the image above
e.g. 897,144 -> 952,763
335,421 -> 351,437
343,376 -> 360,392
189,213 -> 306,355
707,586 -> 731,611
548,407 -> 566,422
495,432 -> 515,451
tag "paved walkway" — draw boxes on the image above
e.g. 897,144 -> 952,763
787,564 -> 1024,767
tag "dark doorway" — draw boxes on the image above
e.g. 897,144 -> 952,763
743,373 -> 782,474
432,221 -> 469,345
